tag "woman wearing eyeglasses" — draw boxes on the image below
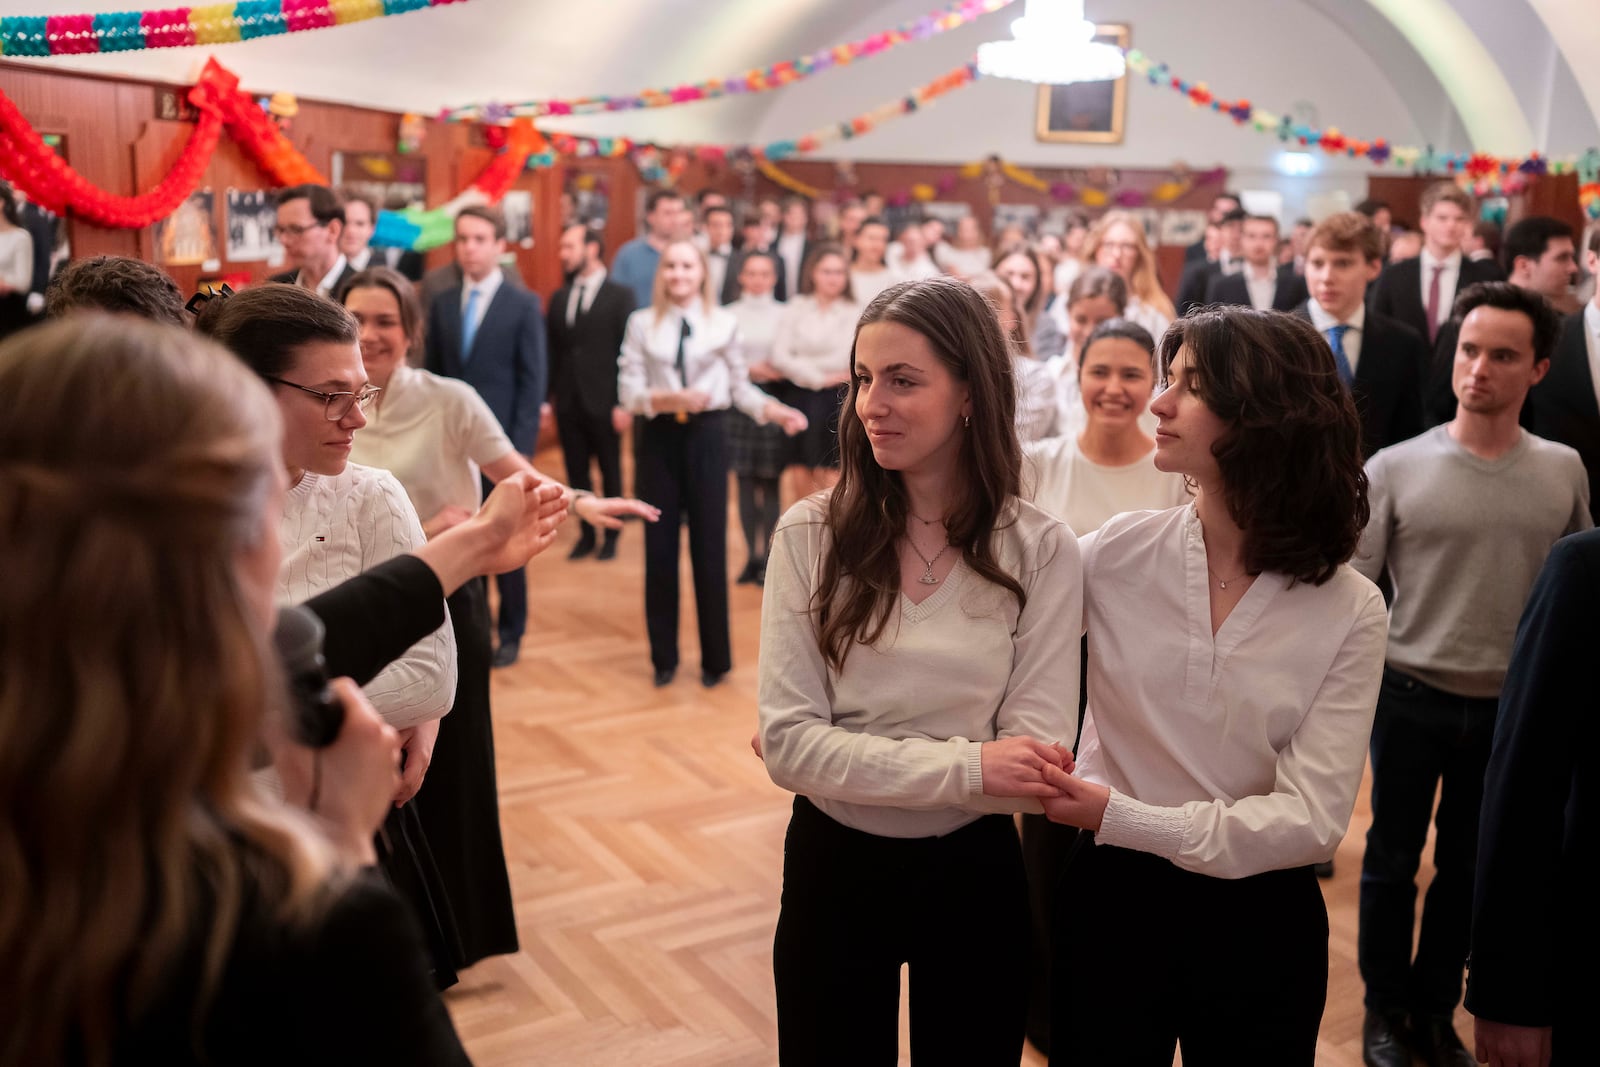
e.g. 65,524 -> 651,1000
195,284 -> 464,985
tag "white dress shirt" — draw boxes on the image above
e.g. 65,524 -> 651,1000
1124,297 -> 1172,344
934,243 -> 992,279
776,231 -> 808,295
277,463 -> 457,729
1420,249 -> 1463,333
459,267 -> 504,337
296,253 -> 349,297
347,246 -> 377,272
1077,504 -> 1389,878
1307,298 -> 1367,375
759,496 -> 1083,838
729,293 -> 784,367
349,364 -> 516,522
617,301 -> 777,421
850,266 -> 902,307
565,266 -> 608,326
887,244 -> 941,280
1585,301 -> 1600,418
771,295 -> 862,390
1241,262 -> 1277,311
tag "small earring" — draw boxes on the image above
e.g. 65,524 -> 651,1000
963,414 -> 971,429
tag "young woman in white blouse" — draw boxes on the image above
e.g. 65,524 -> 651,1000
618,240 -> 806,688
995,244 -> 1067,360
194,284 -> 463,983
1041,306 -> 1389,1065
338,268 -> 657,970
759,276 -> 1083,1064
725,250 -> 789,586
848,216 -> 901,307
771,243 -> 859,497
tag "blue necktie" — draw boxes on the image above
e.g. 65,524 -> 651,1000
1326,324 -> 1354,386
461,286 -> 482,365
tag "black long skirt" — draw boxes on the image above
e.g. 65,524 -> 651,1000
413,576 -> 520,967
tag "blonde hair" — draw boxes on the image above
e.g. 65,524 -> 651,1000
0,316 -> 337,1067
967,270 -> 1033,358
1083,211 -> 1175,320
650,239 -> 717,324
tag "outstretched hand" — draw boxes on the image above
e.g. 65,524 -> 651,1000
575,494 -> 662,529
1038,762 -> 1110,832
476,472 -> 567,572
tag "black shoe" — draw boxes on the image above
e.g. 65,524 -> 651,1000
595,536 -> 618,561
1412,1016 -> 1474,1067
735,561 -> 758,585
1314,859 -> 1335,878
701,670 -> 726,689
754,560 -> 766,587
569,537 -> 596,560
653,667 -> 676,687
1361,1011 -> 1411,1067
491,641 -> 520,669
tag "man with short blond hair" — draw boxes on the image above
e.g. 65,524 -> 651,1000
1372,182 -> 1503,346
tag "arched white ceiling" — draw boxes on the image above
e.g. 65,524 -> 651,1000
1524,0 -> 1600,137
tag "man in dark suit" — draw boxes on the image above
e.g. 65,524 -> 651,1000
773,196 -> 812,302
1371,181 -> 1503,349
548,223 -> 635,560
722,211 -> 787,305
268,184 -> 357,296
1184,190 -> 1242,264
425,205 -> 548,667
1207,214 -> 1309,312
335,188 -> 423,281
701,205 -> 737,307
1294,212 -> 1426,461
1530,228 -> 1600,523
1466,528 -> 1599,1067
1176,210 -> 1244,315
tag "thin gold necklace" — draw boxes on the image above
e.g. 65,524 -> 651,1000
1206,564 -> 1249,590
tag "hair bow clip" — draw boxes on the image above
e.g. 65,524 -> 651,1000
185,283 -> 235,315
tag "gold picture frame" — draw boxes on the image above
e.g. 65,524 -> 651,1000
1035,24 -> 1130,145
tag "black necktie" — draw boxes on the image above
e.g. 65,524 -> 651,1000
675,318 -> 692,424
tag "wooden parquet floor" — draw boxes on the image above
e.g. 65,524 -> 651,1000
446,453 -> 1473,1066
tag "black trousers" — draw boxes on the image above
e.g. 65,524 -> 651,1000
1050,837 -> 1328,1067
773,796 -> 1029,1067
637,411 -> 731,674
556,403 -> 622,543
1358,666 -> 1496,1018
480,474 -> 526,645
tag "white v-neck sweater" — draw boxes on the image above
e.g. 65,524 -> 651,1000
758,495 -> 1083,838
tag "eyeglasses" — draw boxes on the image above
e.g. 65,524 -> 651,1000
265,376 -> 382,420
273,222 -> 327,238
1099,240 -> 1141,253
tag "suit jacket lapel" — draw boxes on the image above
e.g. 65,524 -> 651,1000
1550,316 -> 1600,421
443,285 -> 466,371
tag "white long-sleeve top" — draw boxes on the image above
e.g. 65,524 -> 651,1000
1023,436 -> 1189,533
277,463 -> 457,729
728,293 -> 784,368
350,364 -> 514,522
1077,504 -> 1388,878
770,295 -> 861,390
617,301 -> 777,421
759,495 -> 1083,838
1013,355 -> 1060,442
0,227 -> 32,292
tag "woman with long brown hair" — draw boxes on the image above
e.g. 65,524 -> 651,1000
757,277 -> 1082,1062
0,316 -> 468,1065
1041,306 -> 1388,1065
1081,210 -> 1175,338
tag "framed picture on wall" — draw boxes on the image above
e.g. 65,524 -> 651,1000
1035,24 -> 1130,145
154,189 -> 219,266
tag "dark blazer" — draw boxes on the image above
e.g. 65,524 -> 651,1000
1207,265 -> 1308,313
1184,237 -> 1208,264
1465,528 -> 1600,1036
1293,302 -> 1426,459
1176,259 -> 1221,317
1370,254 -> 1504,345
720,248 -> 788,305
547,277 -> 636,416
1531,311 -> 1600,523
269,259 -> 358,296
424,273 -> 547,455
18,201 -> 57,296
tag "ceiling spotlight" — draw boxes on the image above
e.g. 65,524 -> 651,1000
976,0 -> 1127,84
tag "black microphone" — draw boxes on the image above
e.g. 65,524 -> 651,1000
272,606 -> 345,749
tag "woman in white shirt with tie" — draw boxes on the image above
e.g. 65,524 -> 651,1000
759,277 -> 1082,1064
618,241 -> 806,688
1041,306 -> 1388,1065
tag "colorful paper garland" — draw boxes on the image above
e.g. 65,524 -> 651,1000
0,0 -> 466,57
438,0 -> 1011,124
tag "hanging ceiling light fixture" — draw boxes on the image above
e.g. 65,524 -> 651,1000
976,0 -> 1127,84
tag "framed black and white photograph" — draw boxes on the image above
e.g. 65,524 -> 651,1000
1035,24 -> 1130,145
224,188 -> 279,263
501,190 -> 533,247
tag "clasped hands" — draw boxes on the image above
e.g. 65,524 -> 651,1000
980,736 -> 1111,832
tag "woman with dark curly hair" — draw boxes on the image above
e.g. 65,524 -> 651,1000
1040,306 -> 1389,1066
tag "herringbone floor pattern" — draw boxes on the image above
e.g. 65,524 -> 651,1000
445,457 -> 1471,1066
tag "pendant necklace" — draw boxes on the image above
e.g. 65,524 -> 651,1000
1207,564 -> 1248,590
908,534 -> 953,586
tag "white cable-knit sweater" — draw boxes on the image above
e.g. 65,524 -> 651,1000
276,463 -> 457,728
